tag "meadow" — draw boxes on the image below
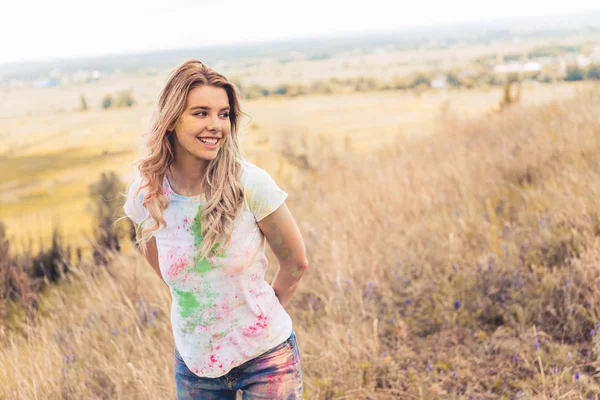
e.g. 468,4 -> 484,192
1,69 -> 600,397
0,75 -> 590,254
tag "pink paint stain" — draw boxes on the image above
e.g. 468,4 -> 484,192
167,254 -> 188,278
243,313 -> 269,336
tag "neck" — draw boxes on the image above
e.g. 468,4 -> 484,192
168,156 -> 209,195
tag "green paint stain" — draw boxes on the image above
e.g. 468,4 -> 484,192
188,206 -> 226,273
173,282 -> 220,333
172,287 -> 201,318
170,205 -> 230,333
189,258 -> 213,274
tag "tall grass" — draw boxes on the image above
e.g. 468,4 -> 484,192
1,83 -> 600,398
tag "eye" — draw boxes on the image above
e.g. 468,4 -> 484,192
194,112 -> 207,117
221,112 -> 230,118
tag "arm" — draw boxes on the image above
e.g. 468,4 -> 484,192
257,203 -> 308,309
131,221 -> 169,288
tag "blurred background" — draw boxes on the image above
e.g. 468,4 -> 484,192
1,1 -> 600,398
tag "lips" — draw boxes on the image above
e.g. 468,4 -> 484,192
197,137 -> 220,149
197,136 -> 221,143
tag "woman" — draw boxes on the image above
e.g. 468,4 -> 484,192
123,59 -> 307,399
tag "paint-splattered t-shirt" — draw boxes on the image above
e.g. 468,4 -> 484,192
123,159 -> 293,378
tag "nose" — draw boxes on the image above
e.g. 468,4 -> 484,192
208,117 -> 221,133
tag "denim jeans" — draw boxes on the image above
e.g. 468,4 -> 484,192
174,330 -> 303,399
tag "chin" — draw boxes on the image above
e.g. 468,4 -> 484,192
196,152 -> 219,161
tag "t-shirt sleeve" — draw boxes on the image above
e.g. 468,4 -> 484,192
244,167 -> 289,222
123,177 -> 149,225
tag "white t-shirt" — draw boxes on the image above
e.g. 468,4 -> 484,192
123,159 -> 293,378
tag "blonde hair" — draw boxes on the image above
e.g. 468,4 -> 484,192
125,59 -> 249,262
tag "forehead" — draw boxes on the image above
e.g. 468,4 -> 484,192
186,85 -> 229,108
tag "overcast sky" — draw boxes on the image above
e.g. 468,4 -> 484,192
2,0 -> 599,65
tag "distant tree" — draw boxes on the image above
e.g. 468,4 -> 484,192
102,95 -> 113,109
115,90 -> 135,107
409,74 -> 430,89
587,65 -> 600,80
88,171 -> 126,265
446,72 -> 462,87
503,53 -> 521,62
565,67 -> 584,82
80,94 -> 88,111
274,84 -> 289,95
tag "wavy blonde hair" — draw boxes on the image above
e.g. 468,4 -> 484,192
125,59 -> 249,262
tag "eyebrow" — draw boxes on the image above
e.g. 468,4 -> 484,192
189,105 -> 230,111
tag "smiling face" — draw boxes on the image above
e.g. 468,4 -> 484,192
170,85 -> 232,162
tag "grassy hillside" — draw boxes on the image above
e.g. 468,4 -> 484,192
1,83 -> 600,399
1,81 -> 591,256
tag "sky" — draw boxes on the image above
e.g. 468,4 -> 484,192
2,0 -> 599,65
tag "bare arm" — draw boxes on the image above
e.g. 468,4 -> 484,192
257,203 -> 308,309
131,221 -> 168,288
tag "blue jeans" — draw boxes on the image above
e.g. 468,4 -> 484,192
174,330 -> 303,399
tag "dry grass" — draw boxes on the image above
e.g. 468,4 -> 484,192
1,80 -> 591,255
2,82 -> 600,398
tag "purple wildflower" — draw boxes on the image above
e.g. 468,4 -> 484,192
451,370 -> 456,378
553,367 -> 557,375
575,371 -> 579,381
427,363 -> 433,372
512,355 -> 518,363
152,307 -> 158,318
405,298 -> 412,305
591,329 -> 595,337
454,300 -> 461,310
65,353 -> 76,365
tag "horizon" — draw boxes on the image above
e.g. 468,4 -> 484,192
2,1 -> 600,67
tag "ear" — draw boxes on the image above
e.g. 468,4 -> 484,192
168,119 -> 178,132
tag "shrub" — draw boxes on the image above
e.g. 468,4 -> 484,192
101,95 -> 113,109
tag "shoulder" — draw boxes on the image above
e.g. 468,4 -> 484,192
237,160 -> 288,222
126,175 -> 148,198
239,159 -> 269,184
238,159 -> 279,193
124,175 -> 150,224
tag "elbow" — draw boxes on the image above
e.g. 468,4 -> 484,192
292,259 -> 309,278
281,259 -> 308,278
